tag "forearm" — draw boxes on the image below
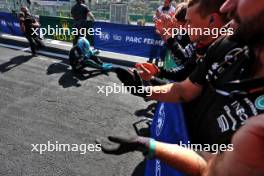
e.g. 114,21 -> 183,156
148,78 -> 201,102
159,60 -> 197,82
149,83 -> 186,102
32,22 -> 40,28
150,77 -> 169,86
154,141 -> 207,176
88,12 -> 95,21
90,15 -> 95,21
20,24 -> 25,33
166,37 -> 187,61
159,67 -> 188,82
101,135 -> 208,175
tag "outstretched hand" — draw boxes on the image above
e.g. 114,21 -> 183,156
135,63 -> 160,81
114,68 -> 149,97
96,136 -> 149,155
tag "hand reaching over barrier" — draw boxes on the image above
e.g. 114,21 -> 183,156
96,136 -> 149,155
135,63 -> 160,81
114,68 -> 150,98
97,135 -> 208,176
97,115 -> 264,176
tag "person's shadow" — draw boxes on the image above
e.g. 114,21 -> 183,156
0,55 -> 33,73
134,102 -> 157,118
131,160 -> 147,176
47,62 -> 109,88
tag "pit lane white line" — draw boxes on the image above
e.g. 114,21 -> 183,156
46,39 -> 72,47
1,34 -> 72,48
0,43 -> 68,59
0,34 -> 28,41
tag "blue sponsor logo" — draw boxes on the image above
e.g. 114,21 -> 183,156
255,95 -> 264,110
156,104 -> 165,136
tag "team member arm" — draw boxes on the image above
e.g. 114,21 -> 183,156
153,116 -> 264,176
115,69 -> 203,102
101,116 -> 264,176
205,115 -> 264,176
115,53 -> 207,102
157,58 -> 197,82
148,49 -> 209,102
19,17 -> 25,33
99,135 -> 210,176
153,9 -> 161,21
154,141 -> 208,176
70,8 -> 75,19
148,78 -> 202,102
87,11 -> 95,21
166,37 -> 191,61
32,19 -> 40,28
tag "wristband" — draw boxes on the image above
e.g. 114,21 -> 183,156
147,139 -> 156,159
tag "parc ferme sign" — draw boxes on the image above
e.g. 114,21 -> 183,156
0,13 -> 165,60
94,21 -> 164,58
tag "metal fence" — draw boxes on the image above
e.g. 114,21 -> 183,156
0,0 -> 185,24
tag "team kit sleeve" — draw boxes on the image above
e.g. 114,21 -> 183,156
159,58 -> 197,82
189,56 -> 209,86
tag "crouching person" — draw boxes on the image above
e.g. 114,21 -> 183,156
69,37 -> 112,73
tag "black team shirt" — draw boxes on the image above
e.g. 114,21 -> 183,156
187,37 -> 264,145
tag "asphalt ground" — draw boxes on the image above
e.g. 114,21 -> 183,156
0,46 -> 155,176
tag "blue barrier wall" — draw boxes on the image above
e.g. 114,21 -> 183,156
0,13 -> 165,58
94,22 -> 165,58
0,12 -> 23,36
145,102 -> 189,176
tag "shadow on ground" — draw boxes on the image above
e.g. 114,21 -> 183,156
47,62 -> 109,88
134,102 -> 157,118
0,55 -> 33,73
132,160 -> 146,176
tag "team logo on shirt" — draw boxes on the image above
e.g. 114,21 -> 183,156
207,48 -> 244,82
255,95 -> 264,110
156,104 -> 165,136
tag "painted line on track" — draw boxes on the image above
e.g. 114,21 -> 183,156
0,43 -> 68,59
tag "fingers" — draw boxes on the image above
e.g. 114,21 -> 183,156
133,70 -> 143,85
115,67 -> 132,78
151,64 -> 160,73
96,137 -> 121,155
109,135 -> 138,144
155,29 -> 161,35
97,136 -> 134,155
114,68 -> 134,86
139,64 -> 151,74
101,145 -> 122,155
135,63 -> 159,81
128,68 -> 135,74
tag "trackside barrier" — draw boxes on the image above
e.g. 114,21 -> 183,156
0,12 -> 23,36
39,16 -> 94,45
145,102 -> 189,176
93,21 -> 164,58
2,14 -> 165,59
